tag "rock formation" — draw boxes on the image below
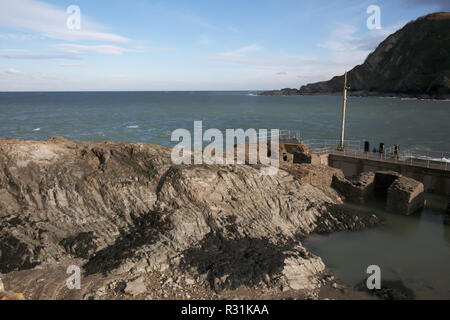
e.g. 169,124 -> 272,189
299,12 -> 450,99
0,137 -> 381,299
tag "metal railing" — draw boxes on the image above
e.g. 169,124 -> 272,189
264,129 -> 301,141
303,139 -> 361,153
302,138 -> 449,171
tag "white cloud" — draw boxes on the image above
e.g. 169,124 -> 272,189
318,21 -> 406,67
192,19 -> 406,90
0,0 -> 130,42
52,44 -> 143,55
5,68 -> 26,76
0,33 -> 43,40
0,51 -> 80,60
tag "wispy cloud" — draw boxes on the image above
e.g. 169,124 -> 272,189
52,44 -> 144,55
318,21 -> 406,65
0,49 -> 80,60
0,0 -> 130,42
5,68 -> 26,76
0,33 -> 43,40
221,43 -> 263,57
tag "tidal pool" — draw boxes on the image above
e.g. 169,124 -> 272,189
304,198 -> 450,299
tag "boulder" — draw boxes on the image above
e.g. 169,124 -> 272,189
124,276 -> 147,296
386,176 -> 424,215
332,172 -> 375,204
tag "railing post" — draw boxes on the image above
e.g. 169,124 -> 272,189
427,152 -> 430,168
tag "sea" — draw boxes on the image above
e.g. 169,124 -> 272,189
0,91 -> 449,152
1,91 -> 449,299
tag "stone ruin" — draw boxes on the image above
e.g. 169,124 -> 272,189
332,172 -> 375,204
386,175 -> 425,215
332,170 -> 425,215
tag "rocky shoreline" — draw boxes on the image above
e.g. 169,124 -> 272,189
258,89 -> 450,100
0,137 -> 383,300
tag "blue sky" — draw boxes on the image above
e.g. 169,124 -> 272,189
0,0 -> 448,91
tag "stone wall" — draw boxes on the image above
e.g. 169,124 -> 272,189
386,176 -> 425,215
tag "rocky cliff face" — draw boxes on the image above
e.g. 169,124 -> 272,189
0,137 -> 379,299
299,12 -> 450,99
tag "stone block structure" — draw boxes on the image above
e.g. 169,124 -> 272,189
332,172 -> 375,204
386,176 -> 425,215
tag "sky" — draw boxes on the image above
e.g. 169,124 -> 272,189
0,0 -> 448,91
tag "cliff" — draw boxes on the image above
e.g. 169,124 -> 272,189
0,137 -> 379,299
298,12 -> 450,99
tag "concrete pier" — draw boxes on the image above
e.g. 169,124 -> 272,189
327,153 -> 450,195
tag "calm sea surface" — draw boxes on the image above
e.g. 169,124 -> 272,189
0,91 -> 449,152
1,91 -> 449,299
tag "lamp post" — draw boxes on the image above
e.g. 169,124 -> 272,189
339,71 -> 349,150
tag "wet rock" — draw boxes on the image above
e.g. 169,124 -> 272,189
355,280 -> 416,300
386,176 -> 424,215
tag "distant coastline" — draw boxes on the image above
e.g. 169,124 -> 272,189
258,88 -> 450,100
260,12 -> 450,101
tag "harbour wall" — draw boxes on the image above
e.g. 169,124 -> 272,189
327,154 -> 450,195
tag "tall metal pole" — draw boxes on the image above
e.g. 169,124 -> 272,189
339,71 -> 348,150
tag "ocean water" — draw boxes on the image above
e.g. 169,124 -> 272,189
304,201 -> 450,300
1,91 -> 449,299
0,91 -> 449,153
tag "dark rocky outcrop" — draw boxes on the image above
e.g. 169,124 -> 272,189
299,12 -> 450,99
259,88 -> 300,96
355,279 -> 416,300
0,137 -> 382,298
